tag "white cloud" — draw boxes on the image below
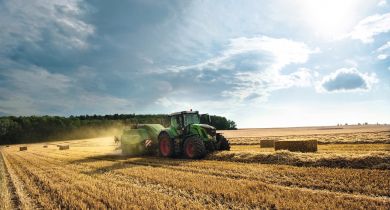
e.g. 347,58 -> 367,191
155,97 -> 191,109
347,13 -> 390,43
375,42 -> 390,60
222,67 -> 315,100
0,0 -> 94,51
344,59 -> 359,68
318,68 -> 378,92
377,41 -> 390,52
377,54 -> 388,60
155,97 -> 173,107
378,0 -> 387,7
169,36 -> 315,73
167,36 -> 316,101
227,37 -> 317,70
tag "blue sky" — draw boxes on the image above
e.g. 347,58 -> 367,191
0,0 -> 389,128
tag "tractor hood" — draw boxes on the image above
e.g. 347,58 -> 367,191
198,124 -> 216,130
196,124 -> 216,136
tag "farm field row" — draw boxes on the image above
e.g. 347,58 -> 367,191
220,125 -> 390,138
227,131 -> 390,145
1,136 -> 390,209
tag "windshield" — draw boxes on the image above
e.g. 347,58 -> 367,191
183,113 -> 200,126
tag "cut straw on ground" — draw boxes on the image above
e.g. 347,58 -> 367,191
206,151 -> 390,169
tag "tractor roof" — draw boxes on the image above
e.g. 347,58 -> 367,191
169,110 -> 199,116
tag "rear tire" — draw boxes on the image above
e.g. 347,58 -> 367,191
183,136 -> 206,159
158,132 -> 175,157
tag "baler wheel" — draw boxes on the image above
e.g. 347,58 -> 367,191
158,133 -> 175,157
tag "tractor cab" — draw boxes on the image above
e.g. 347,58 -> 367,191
169,111 -> 201,131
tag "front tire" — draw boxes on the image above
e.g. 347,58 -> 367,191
183,136 -> 206,159
218,136 -> 230,151
158,132 -> 175,157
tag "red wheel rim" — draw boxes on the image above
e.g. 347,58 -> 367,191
160,137 -> 171,156
186,141 -> 194,158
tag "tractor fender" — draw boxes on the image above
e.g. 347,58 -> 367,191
159,129 -> 175,139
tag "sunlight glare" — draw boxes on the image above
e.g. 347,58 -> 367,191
301,0 -> 359,38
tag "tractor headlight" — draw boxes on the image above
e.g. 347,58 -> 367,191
203,127 -> 216,136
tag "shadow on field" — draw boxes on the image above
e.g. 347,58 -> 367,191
71,153 -> 193,175
81,161 -> 141,175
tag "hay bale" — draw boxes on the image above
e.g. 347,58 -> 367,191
19,146 -> 27,151
260,139 -> 276,148
275,140 -> 317,152
43,145 -> 48,148
58,145 -> 69,150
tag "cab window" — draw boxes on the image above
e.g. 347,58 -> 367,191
183,114 -> 200,127
171,116 -> 178,128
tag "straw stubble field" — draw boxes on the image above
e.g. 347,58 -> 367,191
1,125 -> 389,209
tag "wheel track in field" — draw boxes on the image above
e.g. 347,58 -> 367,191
1,151 -> 43,210
9,151 -> 236,209
8,151 -> 305,209
0,151 -> 20,209
9,149 -> 390,209
27,150 -> 390,202
96,157 -> 390,201
20,151 -> 250,209
124,159 -> 390,198
66,154 -> 390,208
5,152 -> 114,209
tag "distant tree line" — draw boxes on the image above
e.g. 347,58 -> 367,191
200,115 -> 237,130
0,114 -> 236,145
336,122 -> 387,126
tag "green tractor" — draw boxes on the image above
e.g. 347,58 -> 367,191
120,110 -> 230,159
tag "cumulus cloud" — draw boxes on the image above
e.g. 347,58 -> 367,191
375,41 -> 390,60
0,0 -> 94,53
170,36 -> 315,72
168,36 -> 316,101
318,68 -> 378,92
378,0 -> 387,7
377,41 -> 390,52
377,54 -> 388,60
347,13 -> 390,43
0,1 -> 117,116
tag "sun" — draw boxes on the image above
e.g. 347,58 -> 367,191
300,0 -> 362,39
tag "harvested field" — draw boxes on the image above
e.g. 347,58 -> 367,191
0,153 -> 12,210
224,125 -> 390,145
208,149 -> 390,169
0,126 -> 389,209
